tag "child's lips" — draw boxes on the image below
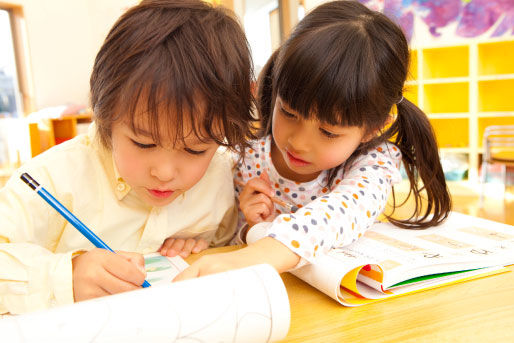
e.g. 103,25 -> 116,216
286,151 -> 310,166
148,189 -> 174,199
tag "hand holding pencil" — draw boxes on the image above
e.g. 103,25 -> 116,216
20,173 -> 151,302
235,171 -> 298,228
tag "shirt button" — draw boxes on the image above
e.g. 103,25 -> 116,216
116,182 -> 126,192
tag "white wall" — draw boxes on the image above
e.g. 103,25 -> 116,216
7,0 -> 137,111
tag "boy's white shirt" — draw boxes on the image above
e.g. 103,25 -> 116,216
0,124 -> 237,314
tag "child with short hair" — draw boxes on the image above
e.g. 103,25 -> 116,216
0,0 -> 254,314
175,0 -> 452,280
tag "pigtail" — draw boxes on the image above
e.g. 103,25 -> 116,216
256,50 -> 279,137
385,98 -> 452,228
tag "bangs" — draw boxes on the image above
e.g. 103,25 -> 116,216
118,76 -> 225,148
274,23 -> 389,130
114,22 -> 243,148
90,0 -> 254,151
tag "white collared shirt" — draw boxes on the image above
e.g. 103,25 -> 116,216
0,125 -> 237,314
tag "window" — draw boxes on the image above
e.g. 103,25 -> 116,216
0,8 -> 22,117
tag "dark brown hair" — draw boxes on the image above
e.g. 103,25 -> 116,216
257,0 -> 451,228
90,0 -> 255,151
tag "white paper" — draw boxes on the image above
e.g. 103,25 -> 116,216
0,264 -> 290,342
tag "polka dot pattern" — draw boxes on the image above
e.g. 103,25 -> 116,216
233,135 -> 402,263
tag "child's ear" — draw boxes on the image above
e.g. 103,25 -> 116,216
360,114 -> 395,143
361,128 -> 380,143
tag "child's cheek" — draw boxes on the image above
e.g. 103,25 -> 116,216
319,147 -> 351,170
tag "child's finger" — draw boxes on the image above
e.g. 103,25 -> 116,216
241,178 -> 275,198
192,239 -> 209,253
244,203 -> 272,224
159,238 -> 175,256
103,252 -> 146,287
260,170 -> 271,185
115,251 -> 146,276
241,193 -> 274,215
166,239 -> 186,257
179,238 -> 196,258
100,267 -> 144,294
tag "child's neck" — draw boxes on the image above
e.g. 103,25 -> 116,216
270,138 -> 321,183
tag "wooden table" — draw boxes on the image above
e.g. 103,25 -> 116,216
187,246 -> 514,342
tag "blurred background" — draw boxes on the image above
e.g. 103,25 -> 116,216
0,0 -> 513,222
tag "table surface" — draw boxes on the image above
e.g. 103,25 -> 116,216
187,246 -> 514,343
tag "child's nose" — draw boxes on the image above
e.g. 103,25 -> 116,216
287,128 -> 310,152
150,155 -> 177,182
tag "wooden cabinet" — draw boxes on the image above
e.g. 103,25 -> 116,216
405,38 -> 514,182
29,113 -> 92,157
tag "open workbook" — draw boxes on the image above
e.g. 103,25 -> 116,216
290,212 -> 514,306
0,257 -> 291,342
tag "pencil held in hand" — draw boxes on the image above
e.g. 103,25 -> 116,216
234,179 -> 298,213
20,172 -> 151,288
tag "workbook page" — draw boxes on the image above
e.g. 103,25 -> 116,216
0,264 -> 291,342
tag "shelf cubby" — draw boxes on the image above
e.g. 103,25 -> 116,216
478,79 -> 514,112
478,40 -> 514,76
424,82 -> 469,114
422,46 -> 469,79
430,118 -> 469,149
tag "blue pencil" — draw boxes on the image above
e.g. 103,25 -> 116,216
20,172 -> 151,288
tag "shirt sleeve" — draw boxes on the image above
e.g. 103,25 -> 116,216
265,143 -> 403,264
0,168 -> 76,314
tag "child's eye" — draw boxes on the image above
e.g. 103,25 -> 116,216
280,107 -> 297,119
320,128 -> 339,139
131,140 -> 156,149
184,147 -> 207,155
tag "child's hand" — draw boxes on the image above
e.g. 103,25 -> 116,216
239,171 -> 277,227
173,237 -> 301,282
72,248 -> 146,302
159,238 -> 209,258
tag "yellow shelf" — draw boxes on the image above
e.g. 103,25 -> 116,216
424,82 -> 468,113
478,79 -> 514,112
422,46 -> 469,79
407,38 -> 514,181
430,118 -> 469,149
478,40 -> 514,76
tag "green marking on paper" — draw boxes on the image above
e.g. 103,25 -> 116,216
390,268 -> 481,288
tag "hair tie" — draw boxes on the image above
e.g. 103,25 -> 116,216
396,95 -> 404,104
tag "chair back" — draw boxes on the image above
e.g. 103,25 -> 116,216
483,125 -> 514,164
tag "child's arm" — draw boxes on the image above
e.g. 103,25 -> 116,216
174,236 -> 299,281
261,143 -> 402,263
0,171 -> 145,313
175,143 -> 402,278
